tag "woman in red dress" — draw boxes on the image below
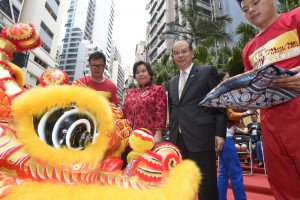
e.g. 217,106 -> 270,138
122,61 -> 167,144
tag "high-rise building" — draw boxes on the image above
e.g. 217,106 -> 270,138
110,41 -> 125,102
60,0 -> 96,81
0,0 -> 23,29
135,41 -> 147,62
0,0 -> 67,86
92,0 -> 115,70
146,0 -> 176,65
60,0 -> 115,82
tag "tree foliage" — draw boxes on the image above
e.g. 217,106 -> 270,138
276,0 -> 300,12
162,0 -> 232,45
152,54 -> 178,88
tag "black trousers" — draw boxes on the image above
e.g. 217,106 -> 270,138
176,132 -> 218,200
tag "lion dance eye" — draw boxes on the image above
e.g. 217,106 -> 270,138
33,106 -> 98,150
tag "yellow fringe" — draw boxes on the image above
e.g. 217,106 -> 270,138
11,85 -> 114,165
5,160 -> 201,200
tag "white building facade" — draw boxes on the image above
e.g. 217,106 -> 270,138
135,41 -> 147,62
0,0 -> 67,86
60,0 -> 96,81
60,0 -> 115,82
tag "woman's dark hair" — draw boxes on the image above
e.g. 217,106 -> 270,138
218,70 -> 229,82
88,51 -> 106,63
133,60 -> 154,80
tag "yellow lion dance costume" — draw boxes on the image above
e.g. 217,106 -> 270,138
0,23 -> 201,200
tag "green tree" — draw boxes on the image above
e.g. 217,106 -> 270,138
223,45 -> 244,76
276,0 -> 300,12
193,37 -> 215,65
218,22 -> 257,76
162,0 -> 232,45
235,22 -> 258,47
152,54 -> 178,88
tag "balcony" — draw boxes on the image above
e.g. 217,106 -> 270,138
149,0 -> 158,14
149,21 -> 158,35
157,0 -> 165,10
149,11 -> 158,24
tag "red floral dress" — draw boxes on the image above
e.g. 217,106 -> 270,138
122,82 -> 167,135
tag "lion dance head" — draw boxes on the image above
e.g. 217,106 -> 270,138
0,23 -> 200,200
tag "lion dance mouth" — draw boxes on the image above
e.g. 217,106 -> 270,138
0,23 -> 201,200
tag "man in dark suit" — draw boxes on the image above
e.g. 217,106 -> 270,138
167,40 -> 227,200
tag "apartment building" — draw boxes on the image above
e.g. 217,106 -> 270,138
0,0 -> 66,86
60,0 -> 116,82
109,40 -> 124,102
146,0 -> 236,64
146,0 -> 176,65
135,41 -> 147,62
59,0 -> 96,81
92,0 -> 115,71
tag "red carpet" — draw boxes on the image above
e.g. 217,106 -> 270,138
194,172 -> 274,200
227,173 -> 275,199
219,159 -> 275,199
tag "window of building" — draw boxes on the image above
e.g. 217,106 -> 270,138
201,0 -> 210,4
67,54 -> 77,58
40,21 -> 53,53
69,43 -> 79,47
65,65 -> 76,70
12,5 -> 20,22
45,2 -> 57,20
0,0 -> 12,19
70,38 -> 81,42
66,60 -> 76,64
60,53 -> 66,58
71,32 -> 82,37
41,22 -> 54,38
68,49 -> 78,52
41,42 -> 51,53
68,71 -> 75,75
34,56 -> 48,69
202,8 -> 212,16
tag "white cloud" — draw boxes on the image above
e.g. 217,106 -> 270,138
113,0 -> 148,67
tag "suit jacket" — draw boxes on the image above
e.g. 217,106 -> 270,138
167,65 -> 226,152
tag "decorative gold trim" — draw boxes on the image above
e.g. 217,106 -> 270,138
0,38 -> 16,53
0,52 -> 10,62
6,23 -> 33,40
19,33 -> 39,48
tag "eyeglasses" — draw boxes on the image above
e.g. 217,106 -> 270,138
90,64 -> 105,69
173,49 -> 191,57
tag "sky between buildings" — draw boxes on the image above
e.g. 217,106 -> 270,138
58,0 -> 148,68
113,0 -> 148,67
